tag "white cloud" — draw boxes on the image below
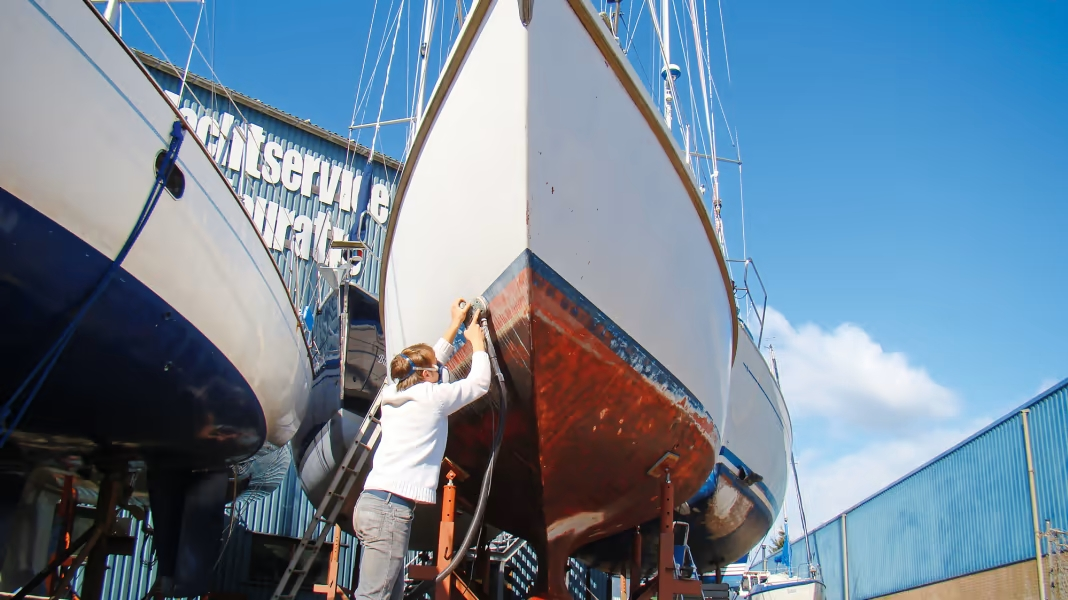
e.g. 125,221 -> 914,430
761,307 -> 960,432
741,308 -> 988,562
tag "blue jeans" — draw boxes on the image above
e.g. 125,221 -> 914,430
353,491 -> 415,600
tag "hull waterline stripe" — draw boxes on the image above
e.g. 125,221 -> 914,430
718,445 -> 776,510
483,249 -> 715,421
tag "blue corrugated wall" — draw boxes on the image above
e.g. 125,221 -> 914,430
87,463 -> 358,600
770,378 -> 1068,599
143,55 -> 395,311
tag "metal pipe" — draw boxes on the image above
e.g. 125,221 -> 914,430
841,514 -> 849,600
790,453 -> 816,578
1022,408 -> 1048,600
349,117 -> 414,130
688,151 -> 742,164
412,0 -> 438,139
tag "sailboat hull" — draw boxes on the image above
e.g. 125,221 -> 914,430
749,579 -> 827,600
381,3 -> 736,592
681,324 -> 792,569
0,187 -> 265,466
0,0 -> 312,467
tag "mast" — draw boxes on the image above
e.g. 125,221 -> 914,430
411,0 -> 438,151
103,0 -> 119,24
660,0 -> 673,129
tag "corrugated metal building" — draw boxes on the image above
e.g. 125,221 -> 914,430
61,52 -> 610,600
772,378 -> 1068,600
137,50 -> 397,307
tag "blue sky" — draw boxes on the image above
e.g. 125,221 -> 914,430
102,0 -> 1068,538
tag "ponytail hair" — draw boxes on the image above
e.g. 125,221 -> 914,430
390,343 -> 436,391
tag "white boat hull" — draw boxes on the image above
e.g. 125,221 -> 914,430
0,0 -> 312,463
688,322 -> 793,565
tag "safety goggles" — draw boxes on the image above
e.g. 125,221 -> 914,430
401,359 -> 447,383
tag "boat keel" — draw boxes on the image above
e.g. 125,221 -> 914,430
147,467 -> 230,597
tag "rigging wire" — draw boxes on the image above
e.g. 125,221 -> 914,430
737,130 -> 746,260
622,0 -> 646,56
683,0 -> 725,253
619,13 -> 650,85
670,0 -> 706,182
404,0 -> 412,148
175,0 -> 205,104
790,452 -> 820,580
670,0 -> 697,142
351,0 -> 402,146
717,0 -> 732,84
127,0 -> 266,160
351,0 -> 401,140
437,0 -> 447,80
210,0 -> 217,115
346,0 -> 384,166
367,0 -> 407,162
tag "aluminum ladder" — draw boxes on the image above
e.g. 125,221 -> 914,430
269,391 -> 384,600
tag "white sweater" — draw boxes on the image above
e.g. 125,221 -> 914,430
363,338 -> 492,504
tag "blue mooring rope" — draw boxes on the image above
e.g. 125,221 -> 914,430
0,120 -> 186,449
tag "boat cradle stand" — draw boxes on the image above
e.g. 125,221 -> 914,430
407,466 -> 485,600
6,470 -> 127,600
628,462 -> 705,600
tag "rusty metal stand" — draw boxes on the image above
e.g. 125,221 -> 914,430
408,471 -> 480,600
629,526 -> 642,600
633,469 -> 702,600
312,525 -> 350,600
11,473 -> 122,600
45,476 -> 77,596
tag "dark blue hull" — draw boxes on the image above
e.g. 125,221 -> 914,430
0,185 -> 265,469
679,463 -> 775,571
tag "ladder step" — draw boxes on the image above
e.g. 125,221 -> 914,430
269,394 -> 386,600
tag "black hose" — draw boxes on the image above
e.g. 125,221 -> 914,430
435,315 -> 509,583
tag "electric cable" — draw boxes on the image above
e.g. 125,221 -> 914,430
435,310 -> 509,583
